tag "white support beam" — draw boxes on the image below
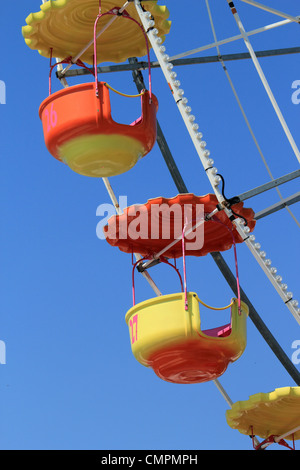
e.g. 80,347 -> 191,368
168,19 -> 291,62
239,0 -> 300,23
226,1 -> 300,164
277,425 -> 300,442
238,169 -> 300,202
255,192 -> 300,220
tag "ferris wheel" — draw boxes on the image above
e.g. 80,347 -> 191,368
22,0 -> 300,450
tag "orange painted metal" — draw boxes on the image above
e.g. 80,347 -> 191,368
125,293 -> 248,385
149,336 -> 240,384
104,193 -> 256,258
39,81 -> 158,174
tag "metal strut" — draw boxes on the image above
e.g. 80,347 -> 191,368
59,47 -> 300,79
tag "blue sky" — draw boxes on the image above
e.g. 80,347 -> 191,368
1,0 -> 299,450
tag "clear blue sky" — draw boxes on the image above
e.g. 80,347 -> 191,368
1,0 -> 299,450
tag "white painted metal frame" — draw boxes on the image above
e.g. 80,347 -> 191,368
168,18 -> 292,62
134,0 -> 300,325
259,424 -> 300,449
226,0 -> 300,164
204,0 -> 300,231
239,0 -> 300,23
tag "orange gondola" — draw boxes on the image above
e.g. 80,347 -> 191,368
37,3 -> 160,177
39,82 -> 158,177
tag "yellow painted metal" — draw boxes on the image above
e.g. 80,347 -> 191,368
60,134 -> 144,177
226,387 -> 300,440
125,293 -> 200,366
22,0 -> 171,64
125,292 -> 248,367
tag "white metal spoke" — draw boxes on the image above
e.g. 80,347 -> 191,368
168,19 -> 291,62
226,0 -> 300,164
277,425 -> 300,442
239,0 -> 300,23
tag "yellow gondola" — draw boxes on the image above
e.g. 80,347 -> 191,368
226,387 -> 300,449
126,292 -> 248,384
22,0 -> 171,64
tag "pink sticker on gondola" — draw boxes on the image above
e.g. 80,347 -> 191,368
44,103 -> 57,132
129,314 -> 138,344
